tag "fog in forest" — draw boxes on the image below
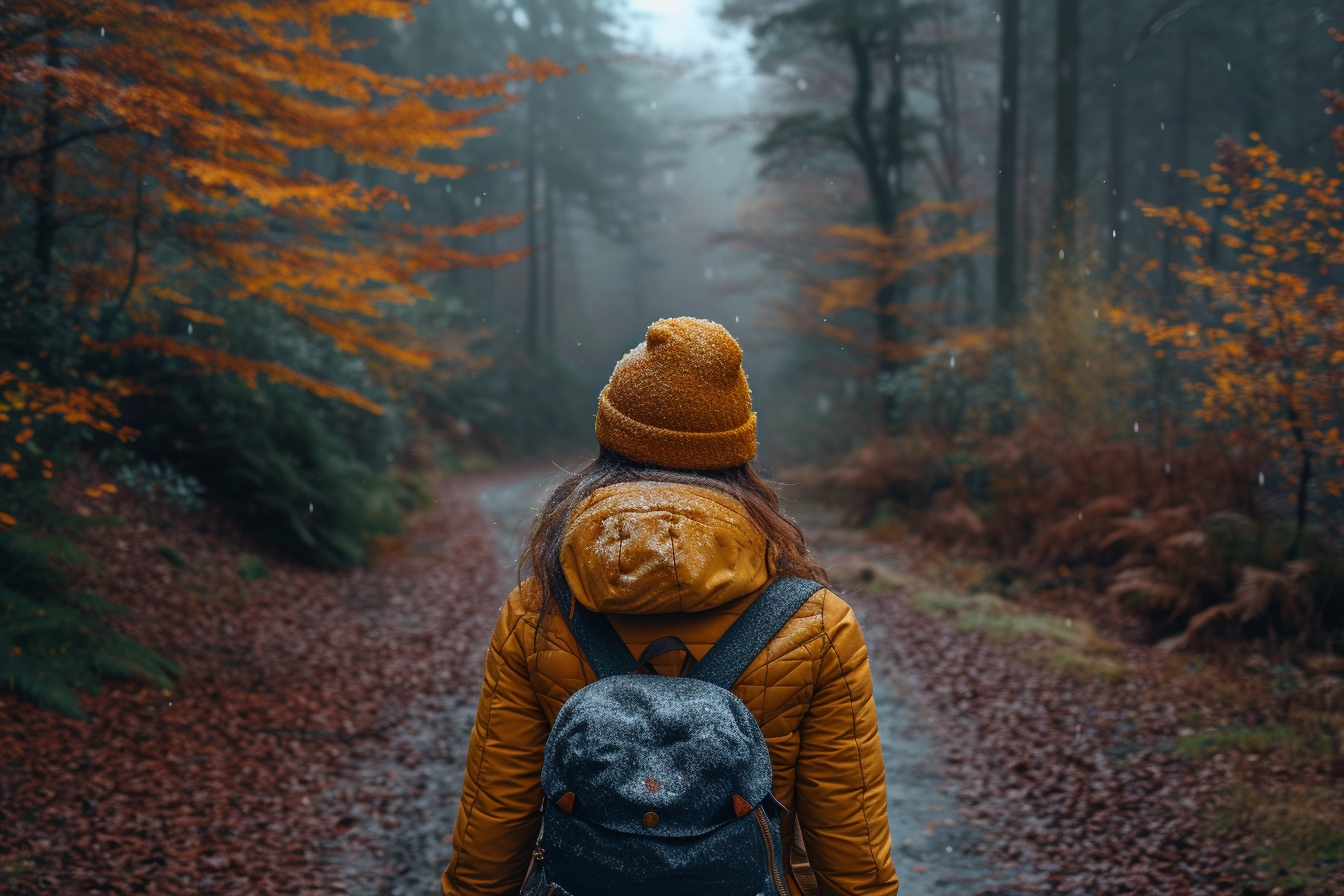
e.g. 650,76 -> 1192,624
5,1 -> 1344,892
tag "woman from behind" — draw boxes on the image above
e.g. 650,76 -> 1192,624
443,317 -> 899,896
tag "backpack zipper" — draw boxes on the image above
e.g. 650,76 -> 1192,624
522,804 -> 546,884
753,806 -> 787,896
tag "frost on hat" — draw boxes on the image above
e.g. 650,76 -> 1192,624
595,317 -> 757,470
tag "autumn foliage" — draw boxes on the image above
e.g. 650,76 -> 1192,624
0,0 -> 564,524
798,201 -> 992,361
780,123 -> 1344,651
1,0 -> 568,712
1115,135 -> 1344,544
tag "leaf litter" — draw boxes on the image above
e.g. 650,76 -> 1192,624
825,530 -> 1344,896
0,471 -> 512,895
4,471 -> 1341,896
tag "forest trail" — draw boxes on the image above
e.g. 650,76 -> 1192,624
1,466 -> 1243,896
333,464 -> 1013,894
465,469 -> 1012,896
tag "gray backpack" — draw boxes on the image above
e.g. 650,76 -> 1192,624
521,577 -> 822,896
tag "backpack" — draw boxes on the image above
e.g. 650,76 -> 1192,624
521,576 -> 822,896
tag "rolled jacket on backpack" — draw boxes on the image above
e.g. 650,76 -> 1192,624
442,480 -> 899,896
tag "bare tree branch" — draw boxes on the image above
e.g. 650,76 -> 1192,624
1122,0 -> 1210,64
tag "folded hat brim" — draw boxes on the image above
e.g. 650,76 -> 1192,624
596,389 -> 757,471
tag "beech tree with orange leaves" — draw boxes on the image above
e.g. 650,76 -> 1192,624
793,201 -> 992,375
1114,135 -> 1344,555
0,0 -> 563,526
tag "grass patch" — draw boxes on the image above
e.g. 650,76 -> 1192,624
1177,725 -> 1338,761
237,556 -> 270,582
1025,645 -> 1125,680
1217,784 -> 1344,892
913,590 -> 1126,680
156,546 -> 189,569
913,591 -> 1086,645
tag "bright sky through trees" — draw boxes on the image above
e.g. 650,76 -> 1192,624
624,0 -> 754,81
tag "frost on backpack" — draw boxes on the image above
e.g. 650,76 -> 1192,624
521,577 -> 822,896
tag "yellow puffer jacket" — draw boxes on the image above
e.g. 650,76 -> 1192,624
443,481 -> 899,896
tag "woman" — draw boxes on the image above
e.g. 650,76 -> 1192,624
442,317 -> 899,896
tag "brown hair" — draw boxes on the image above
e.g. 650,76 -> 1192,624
522,447 -> 828,615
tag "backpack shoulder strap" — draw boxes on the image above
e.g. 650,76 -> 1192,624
553,575 -> 638,679
690,577 -> 825,691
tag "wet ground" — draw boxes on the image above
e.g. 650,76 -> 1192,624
329,469 -> 569,896
859,618 -> 1012,894
3,464 -> 1266,896
325,466 -> 1016,894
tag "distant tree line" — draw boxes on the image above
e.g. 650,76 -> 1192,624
724,0 -> 1344,649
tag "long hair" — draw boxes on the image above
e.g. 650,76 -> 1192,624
522,447 -> 828,617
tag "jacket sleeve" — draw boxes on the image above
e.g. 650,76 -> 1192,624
443,588 -> 550,896
793,592 -> 900,896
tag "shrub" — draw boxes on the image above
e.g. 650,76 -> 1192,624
0,530 -> 179,717
118,375 -> 409,568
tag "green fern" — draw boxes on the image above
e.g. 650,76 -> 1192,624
0,532 -> 180,718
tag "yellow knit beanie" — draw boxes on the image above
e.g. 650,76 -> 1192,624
595,317 -> 757,470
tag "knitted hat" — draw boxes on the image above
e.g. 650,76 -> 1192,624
595,317 -> 757,470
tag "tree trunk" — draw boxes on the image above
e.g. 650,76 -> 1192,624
1051,0 -> 1081,258
629,158 -> 645,326
847,29 -> 895,230
1160,32 -> 1194,302
34,28 -> 62,283
103,174 -> 145,339
1293,448 -> 1312,560
1154,32 -> 1194,448
544,161 -> 556,346
524,85 -> 539,353
1021,91 -> 1037,295
1291,420 -> 1312,560
995,0 -> 1021,321
1106,0 -> 1126,275
877,22 -> 905,431
930,0 -> 980,325
843,23 -> 903,431
1246,19 -> 1268,140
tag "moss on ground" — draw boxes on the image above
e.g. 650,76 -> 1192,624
911,590 -> 1124,680
1176,725 -> 1336,760
1217,783 -> 1344,893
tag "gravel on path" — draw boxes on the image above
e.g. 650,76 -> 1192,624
468,472 -> 1011,895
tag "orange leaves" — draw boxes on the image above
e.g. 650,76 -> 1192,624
428,54 -> 568,98
286,309 -> 432,368
1119,133 -> 1344,498
0,371 -> 133,441
818,201 -> 991,288
97,334 -> 387,414
175,308 -> 225,327
0,369 -> 137,525
806,201 -> 991,338
0,0 -> 552,449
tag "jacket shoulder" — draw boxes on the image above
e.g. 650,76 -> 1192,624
813,587 -> 868,667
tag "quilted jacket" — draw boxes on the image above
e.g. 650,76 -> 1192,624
442,481 -> 899,896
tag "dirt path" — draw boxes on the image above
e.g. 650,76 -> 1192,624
0,467 -> 1303,895
317,468 -> 568,896
469,470 -> 1013,895
857,617 -> 1015,894
346,468 -> 1252,895
332,466 -> 1010,893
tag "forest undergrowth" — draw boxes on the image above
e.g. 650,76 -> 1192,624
0,467 -> 509,894
815,524 -> 1344,895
